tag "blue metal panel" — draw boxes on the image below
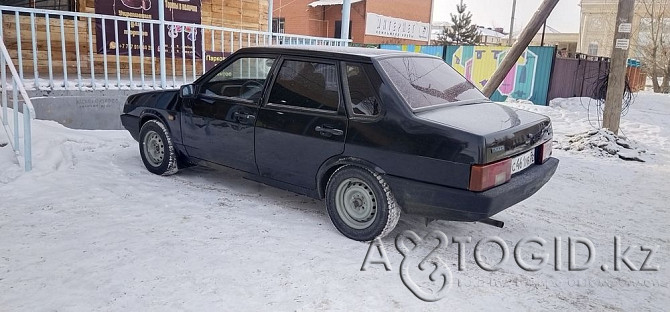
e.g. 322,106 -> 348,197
379,44 -> 445,59
525,46 -> 555,105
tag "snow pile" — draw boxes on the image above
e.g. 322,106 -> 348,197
0,125 -> 21,183
0,108 -> 134,184
502,93 -> 670,162
504,97 -> 535,106
557,128 -> 648,162
0,129 -> 7,147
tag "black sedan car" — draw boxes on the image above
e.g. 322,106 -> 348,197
121,46 -> 558,241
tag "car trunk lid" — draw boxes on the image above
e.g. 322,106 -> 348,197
415,102 -> 552,163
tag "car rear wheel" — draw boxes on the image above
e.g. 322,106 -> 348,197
139,119 -> 178,176
325,166 -> 400,241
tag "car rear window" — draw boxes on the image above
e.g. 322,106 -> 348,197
377,56 -> 487,110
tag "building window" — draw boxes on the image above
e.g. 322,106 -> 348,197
1,0 -> 78,11
587,42 -> 599,56
272,18 -> 285,34
334,20 -> 353,39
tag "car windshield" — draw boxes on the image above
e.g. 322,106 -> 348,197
378,56 -> 487,110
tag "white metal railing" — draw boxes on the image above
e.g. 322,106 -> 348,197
0,5 -> 350,91
0,35 -> 34,172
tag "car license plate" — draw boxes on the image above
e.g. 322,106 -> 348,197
511,150 -> 535,174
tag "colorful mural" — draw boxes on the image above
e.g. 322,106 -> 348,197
445,46 -> 555,105
379,44 -> 444,59
451,46 -> 538,100
378,45 -> 555,105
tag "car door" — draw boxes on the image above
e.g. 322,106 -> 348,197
181,55 -> 276,173
255,57 -> 347,190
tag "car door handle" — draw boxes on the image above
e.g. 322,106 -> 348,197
315,126 -> 344,136
233,112 -> 255,121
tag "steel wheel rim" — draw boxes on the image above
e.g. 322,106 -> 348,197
335,178 -> 377,229
142,130 -> 165,167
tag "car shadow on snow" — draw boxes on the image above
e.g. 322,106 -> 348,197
150,164 -> 494,241
175,165 -> 329,215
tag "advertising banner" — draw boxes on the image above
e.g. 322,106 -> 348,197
204,51 -> 233,71
365,13 -> 430,42
95,0 -> 202,58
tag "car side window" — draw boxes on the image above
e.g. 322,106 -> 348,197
267,60 -> 340,112
200,57 -> 275,102
345,63 -> 380,117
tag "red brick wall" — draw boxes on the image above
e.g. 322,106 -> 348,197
272,0 -> 432,45
272,0 -> 327,37
322,1 -> 366,41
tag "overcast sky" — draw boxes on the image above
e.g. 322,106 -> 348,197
433,0 -> 582,33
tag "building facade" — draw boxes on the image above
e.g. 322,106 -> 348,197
477,27 -> 506,46
4,0 -> 269,31
528,26 -> 579,56
272,0 -> 433,45
580,0 -> 670,58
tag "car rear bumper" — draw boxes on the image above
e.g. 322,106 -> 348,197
384,157 -> 559,221
120,114 -> 140,141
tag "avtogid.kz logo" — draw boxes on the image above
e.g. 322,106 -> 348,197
362,230 -> 453,302
361,231 -> 660,302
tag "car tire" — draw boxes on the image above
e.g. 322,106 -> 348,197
325,166 -> 400,241
139,119 -> 179,176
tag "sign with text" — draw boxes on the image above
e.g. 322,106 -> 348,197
618,23 -> 632,33
95,0 -> 202,57
364,13 -> 429,42
615,39 -> 630,50
204,51 -> 233,71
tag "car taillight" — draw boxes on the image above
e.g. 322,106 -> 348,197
539,140 -> 553,164
469,158 -> 512,192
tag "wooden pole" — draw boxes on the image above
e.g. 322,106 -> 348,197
482,0 -> 559,97
603,0 -> 636,134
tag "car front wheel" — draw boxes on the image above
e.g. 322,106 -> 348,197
139,119 -> 179,176
325,166 -> 400,241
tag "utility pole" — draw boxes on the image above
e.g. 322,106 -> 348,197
603,0 -> 635,134
483,0 -> 559,97
268,0 -> 274,34
428,0 -> 435,45
508,0 -> 516,46
341,0 -> 352,46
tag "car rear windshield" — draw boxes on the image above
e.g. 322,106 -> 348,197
378,56 -> 487,110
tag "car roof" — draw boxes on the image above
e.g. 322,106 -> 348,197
235,45 -> 434,61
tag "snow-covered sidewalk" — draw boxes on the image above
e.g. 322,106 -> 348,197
0,93 -> 668,311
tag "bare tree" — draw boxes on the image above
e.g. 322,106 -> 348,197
636,0 -> 670,93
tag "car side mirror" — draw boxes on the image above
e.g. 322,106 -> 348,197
180,84 -> 197,99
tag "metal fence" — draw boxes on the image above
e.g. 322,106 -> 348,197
0,34 -> 34,172
0,5 -> 350,91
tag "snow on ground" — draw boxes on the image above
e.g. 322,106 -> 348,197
505,93 -> 670,162
0,93 -> 669,311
